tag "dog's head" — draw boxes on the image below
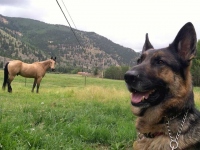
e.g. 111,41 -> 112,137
124,22 -> 197,116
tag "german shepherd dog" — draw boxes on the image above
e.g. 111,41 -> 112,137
124,22 -> 200,150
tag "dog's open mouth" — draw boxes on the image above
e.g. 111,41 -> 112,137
124,72 -> 167,107
131,89 -> 155,104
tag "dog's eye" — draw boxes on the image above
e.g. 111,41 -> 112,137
137,58 -> 142,64
156,60 -> 164,65
137,55 -> 145,64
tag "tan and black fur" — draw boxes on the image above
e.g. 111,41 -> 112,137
124,22 -> 200,150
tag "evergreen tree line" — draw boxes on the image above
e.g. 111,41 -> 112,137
104,66 -> 129,80
191,40 -> 200,86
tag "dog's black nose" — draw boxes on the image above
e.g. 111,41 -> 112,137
124,70 -> 139,84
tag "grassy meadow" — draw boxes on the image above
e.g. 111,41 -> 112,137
0,70 -> 200,150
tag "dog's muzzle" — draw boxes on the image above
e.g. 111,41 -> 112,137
124,70 -> 165,107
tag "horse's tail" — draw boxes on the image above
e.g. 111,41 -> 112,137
2,62 -> 9,90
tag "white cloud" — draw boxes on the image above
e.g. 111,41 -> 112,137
0,0 -> 199,52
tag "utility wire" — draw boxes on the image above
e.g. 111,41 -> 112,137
56,0 -> 82,47
61,0 -> 78,30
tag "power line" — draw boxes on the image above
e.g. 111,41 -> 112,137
56,0 -> 90,78
61,0 -> 78,30
56,0 -> 82,47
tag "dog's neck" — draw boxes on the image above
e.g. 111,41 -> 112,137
135,105 -> 165,134
136,109 -> 189,143
135,103 -> 190,135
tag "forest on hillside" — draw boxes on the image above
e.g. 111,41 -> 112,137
0,14 -> 139,74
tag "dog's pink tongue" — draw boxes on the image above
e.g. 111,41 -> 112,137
131,92 -> 150,103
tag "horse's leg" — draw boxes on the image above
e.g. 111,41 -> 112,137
36,77 -> 42,93
8,75 -> 14,93
32,78 -> 37,92
2,62 -> 9,90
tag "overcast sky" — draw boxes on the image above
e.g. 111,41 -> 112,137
0,0 -> 200,52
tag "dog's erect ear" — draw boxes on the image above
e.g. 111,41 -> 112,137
142,33 -> 154,53
170,22 -> 197,61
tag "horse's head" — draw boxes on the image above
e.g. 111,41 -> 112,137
50,57 -> 56,71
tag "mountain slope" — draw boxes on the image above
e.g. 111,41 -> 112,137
0,14 -> 139,73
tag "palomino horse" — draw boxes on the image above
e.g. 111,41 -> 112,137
2,57 -> 56,93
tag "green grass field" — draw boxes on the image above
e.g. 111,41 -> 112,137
0,70 -> 199,150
